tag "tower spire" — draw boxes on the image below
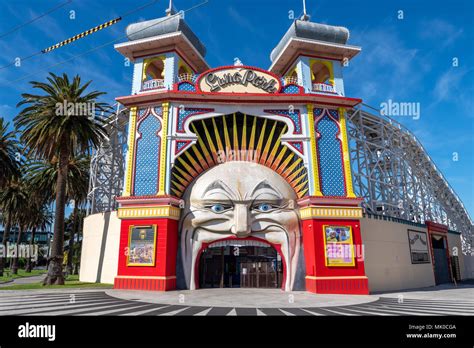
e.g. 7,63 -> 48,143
166,0 -> 174,16
301,0 -> 310,21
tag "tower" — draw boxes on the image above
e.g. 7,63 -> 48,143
112,8 -> 209,291
269,15 -> 369,294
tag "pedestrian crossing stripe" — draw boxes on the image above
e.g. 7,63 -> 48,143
42,17 -> 122,53
0,291 -> 473,316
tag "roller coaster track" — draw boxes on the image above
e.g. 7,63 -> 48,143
347,104 -> 472,253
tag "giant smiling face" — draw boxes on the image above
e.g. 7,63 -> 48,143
179,161 -> 301,291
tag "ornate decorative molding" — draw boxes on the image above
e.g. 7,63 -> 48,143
338,107 -> 356,198
307,104 -> 323,196
117,205 -> 181,220
157,102 -> 170,195
300,205 -> 363,219
123,107 -> 138,197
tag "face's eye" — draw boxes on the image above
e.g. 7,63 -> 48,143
253,203 -> 276,213
207,203 -> 232,213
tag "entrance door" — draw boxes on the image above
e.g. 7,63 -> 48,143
431,236 -> 450,285
198,243 -> 283,289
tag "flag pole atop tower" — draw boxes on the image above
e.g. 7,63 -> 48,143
301,0 -> 310,21
166,0 -> 174,16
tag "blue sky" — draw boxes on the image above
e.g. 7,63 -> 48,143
0,0 -> 473,218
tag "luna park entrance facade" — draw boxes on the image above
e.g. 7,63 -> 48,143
198,239 -> 283,289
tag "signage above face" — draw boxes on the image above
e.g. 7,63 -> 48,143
197,66 -> 281,94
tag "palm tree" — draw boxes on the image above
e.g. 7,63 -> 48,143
27,154 -> 90,275
73,208 -> 86,275
15,73 -> 109,285
0,176 -> 29,275
0,117 -> 20,187
25,204 -> 53,272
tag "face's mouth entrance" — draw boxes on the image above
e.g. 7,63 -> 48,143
195,237 -> 285,290
181,223 -> 299,291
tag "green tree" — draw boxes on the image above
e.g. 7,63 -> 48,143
25,203 -> 53,272
27,154 -> 90,275
0,176 -> 29,275
15,73 -> 109,285
0,117 -> 20,187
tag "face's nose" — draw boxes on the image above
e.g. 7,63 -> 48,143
232,204 -> 251,237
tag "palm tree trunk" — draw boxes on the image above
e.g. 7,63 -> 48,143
11,225 -> 24,275
25,227 -> 36,272
0,218 -> 11,277
73,229 -> 81,275
66,205 -> 78,275
43,147 -> 68,286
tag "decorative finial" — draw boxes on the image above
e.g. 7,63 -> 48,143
166,0 -> 174,16
301,0 -> 310,21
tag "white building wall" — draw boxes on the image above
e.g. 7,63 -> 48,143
79,211 -> 121,284
360,217 -> 435,292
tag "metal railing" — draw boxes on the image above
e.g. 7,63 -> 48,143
142,78 -> 165,91
178,73 -> 197,83
312,82 -> 336,93
284,76 -> 299,85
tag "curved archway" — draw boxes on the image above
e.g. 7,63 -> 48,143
143,58 -> 164,80
311,61 -> 331,84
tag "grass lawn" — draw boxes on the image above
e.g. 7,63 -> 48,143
0,273 -> 113,290
0,268 -> 47,282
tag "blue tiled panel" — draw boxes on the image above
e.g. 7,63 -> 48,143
264,109 -> 302,134
176,141 -> 188,153
178,82 -> 196,91
281,84 -> 300,94
292,142 -> 303,152
134,115 -> 161,196
328,109 -> 340,120
177,108 -> 198,132
316,114 -> 345,196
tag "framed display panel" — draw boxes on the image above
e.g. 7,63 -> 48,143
323,225 -> 355,267
127,225 -> 157,266
407,229 -> 430,264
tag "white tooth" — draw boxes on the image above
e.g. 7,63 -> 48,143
189,240 -> 202,290
180,228 -> 192,290
255,231 -> 292,291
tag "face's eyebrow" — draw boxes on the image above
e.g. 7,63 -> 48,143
202,180 -> 238,200
246,180 -> 283,201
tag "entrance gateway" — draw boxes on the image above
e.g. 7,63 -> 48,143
114,5 -> 373,295
76,2 -> 471,296
198,239 -> 283,289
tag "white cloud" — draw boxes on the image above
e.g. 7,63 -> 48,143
227,6 -> 265,39
418,19 -> 463,48
346,25 -> 429,108
433,68 -> 468,101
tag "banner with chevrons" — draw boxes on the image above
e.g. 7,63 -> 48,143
42,17 -> 122,53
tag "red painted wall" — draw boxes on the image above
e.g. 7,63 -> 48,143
301,218 -> 369,294
115,217 -> 178,291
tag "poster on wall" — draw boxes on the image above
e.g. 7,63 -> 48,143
323,225 -> 355,266
407,230 -> 430,264
127,225 -> 157,266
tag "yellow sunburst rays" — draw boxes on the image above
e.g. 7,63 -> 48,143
171,114 -> 309,198
232,113 -> 240,161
